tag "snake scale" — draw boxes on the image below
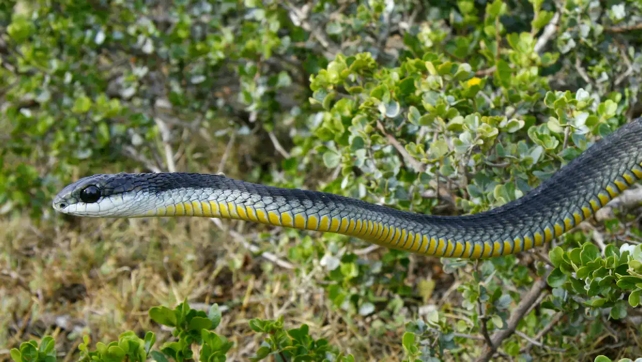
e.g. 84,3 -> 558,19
53,118 -> 642,259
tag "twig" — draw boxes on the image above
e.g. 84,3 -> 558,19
605,23 -> 642,33
208,218 -> 295,270
534,12 -> 560,53
353,244 -> 380,255
217,132 -> 236,174
575,57 -> 592,85
515,331 -> 566,352
154,117 -> 177,172
592,228 -> 607,252
453,333 -> 485,341
614,43 -> 634,86
268,131 -> 291,158
475,261 -> 494,349
595,185 -> 642,221
562,125 -> 570,149
475,275 -> 550,362
522,312 -> 564,353
281,1 -> 341,58
476,66 -> 496,76
376,120 -> 426,173
122,146 -> 162,173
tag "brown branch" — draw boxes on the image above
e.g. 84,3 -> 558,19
478,303 -> 494,348
605,23 -> 642,33
376,120 -> 426,173
474,275 -> 550,362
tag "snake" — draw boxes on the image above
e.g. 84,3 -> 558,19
53,118 -> 642,259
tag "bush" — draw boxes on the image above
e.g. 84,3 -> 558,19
1,0 -> 642,361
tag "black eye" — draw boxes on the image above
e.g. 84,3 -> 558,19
80,185 -> 101,203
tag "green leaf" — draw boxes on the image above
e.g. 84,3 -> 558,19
585,297 -> 607,307
382,100 -> 401,118
491,314 -> 505,329
407,106 -> 421,125
628,289 -> 641,307
149,306 -> 177,327
189,316 -> 213,331
10,349 -> 21,362
429,139 -> 449,158
144,332 -> 156,354
105,345 -> 126,362
7,15 -> 34,42
504,118 -> 524,133
609,300 -> 627,319
208,304 -> 222,329
594,356 -> 612,362
72,96 -> 92,114
248,319 -> 265,333
323,151 -> 341,168
150,351 -> 169,362
487,0 -> 506,18
549,247 -> 567,268
495,60 -> 511,87
580,243 -> 600,264
547,268 -> 567,288
402,332 -> 416,351
532,10 -> 554,31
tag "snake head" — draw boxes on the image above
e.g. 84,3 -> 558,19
52,173 -> 155,217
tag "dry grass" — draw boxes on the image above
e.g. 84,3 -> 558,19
0,209 -> 455,361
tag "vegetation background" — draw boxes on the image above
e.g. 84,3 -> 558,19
2,0 -> 642,361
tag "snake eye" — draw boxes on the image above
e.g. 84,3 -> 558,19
80,185 -> 101,203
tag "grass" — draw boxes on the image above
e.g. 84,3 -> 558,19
0,205 -> 456,360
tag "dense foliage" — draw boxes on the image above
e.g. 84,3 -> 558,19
2,0 -> 642,361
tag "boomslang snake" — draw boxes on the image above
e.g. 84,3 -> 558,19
53,118 -> 642,259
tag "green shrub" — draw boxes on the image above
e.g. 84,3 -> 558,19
2,0 -> 642,360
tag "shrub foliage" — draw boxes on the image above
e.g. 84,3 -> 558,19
2,0 -> 642,361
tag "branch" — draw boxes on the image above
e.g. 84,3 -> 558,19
123,146 -> 162,173
605,23 -> 642,33
515,330 -> 566,352
376,120 -> 426,173
534,12 -> 560,53
281,2 -> 341,58
595,185 -> 642,221
209,218 -> 295,270
353,244 -> 380,255
521,311 -> 565,353
217,132 -> 236,174
268,131 -> 291,158
475,275 -> 550,362
614,42 -> 634,86
154,117 -> 177,172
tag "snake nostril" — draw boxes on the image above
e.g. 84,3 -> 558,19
59,203 -> 67,209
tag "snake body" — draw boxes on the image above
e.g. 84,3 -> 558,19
53,118 -> 642,259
